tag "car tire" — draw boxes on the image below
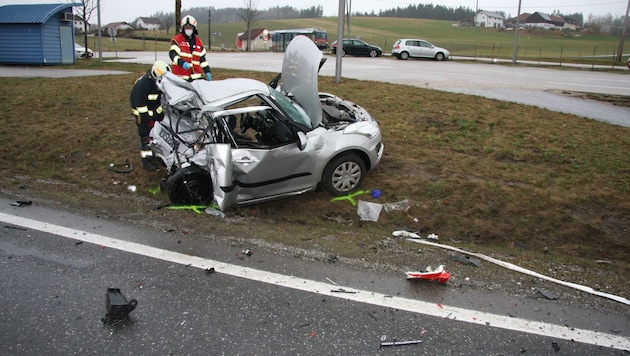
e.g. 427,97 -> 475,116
400,51 -> 409,60
341,50 -> 346,57
435,52 -> 445,61
322,153 -> 366,196
369,49 -> 378,57
166,165 -> 214,205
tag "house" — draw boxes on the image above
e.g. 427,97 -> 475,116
236,28 -> 270,51
523,12 -> 564,30
552,15 -> 577,31
102,21 -> 132,36
136,17 -> 161,30
474,10 -> 505,28
71,14 -> 90,33
0,3 -> 80,65
504,13 -> 530,29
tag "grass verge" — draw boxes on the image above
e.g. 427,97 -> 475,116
0,61 -> 628,304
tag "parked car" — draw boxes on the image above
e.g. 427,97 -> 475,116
151,35 -> 384,211
74,42 -> 94,58
392,39 -> 450,61
332,38 -> 383,57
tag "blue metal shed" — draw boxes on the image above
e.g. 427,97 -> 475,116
0,3 -> 81,65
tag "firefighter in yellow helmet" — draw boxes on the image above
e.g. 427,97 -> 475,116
129,60 -> 171,170
169,15 -> 212,81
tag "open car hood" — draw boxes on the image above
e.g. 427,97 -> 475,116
281,35 -> 323,128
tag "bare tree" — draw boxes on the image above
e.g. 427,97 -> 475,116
239,0 -> 261,51
74,0 -> 98,59
164,16 -> 173,34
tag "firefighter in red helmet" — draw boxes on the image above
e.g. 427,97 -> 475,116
169,15 -> 212,81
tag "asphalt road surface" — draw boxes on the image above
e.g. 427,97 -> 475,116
0,197 -> 628,354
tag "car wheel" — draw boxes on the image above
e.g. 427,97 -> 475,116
322,153 -> 366,196
369,49 -> 378,57
166,166 -> 214,205
435,52 -> 445,61
341,50 -> 346,57
400,51 -> 409,60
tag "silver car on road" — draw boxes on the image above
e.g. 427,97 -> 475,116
392,38 -> 450,61
151,35 -> 384,211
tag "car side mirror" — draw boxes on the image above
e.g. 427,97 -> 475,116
296,131 -> 308,151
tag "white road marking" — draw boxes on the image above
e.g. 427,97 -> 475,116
1,212 -> 628,351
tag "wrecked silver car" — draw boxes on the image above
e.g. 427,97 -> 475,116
150,35 -> 384,211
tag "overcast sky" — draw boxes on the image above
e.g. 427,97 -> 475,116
1,0 -> 627,24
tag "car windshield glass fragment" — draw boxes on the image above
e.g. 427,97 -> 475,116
269,87 -> 312,129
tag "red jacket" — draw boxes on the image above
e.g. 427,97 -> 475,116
170,33 -> 210,80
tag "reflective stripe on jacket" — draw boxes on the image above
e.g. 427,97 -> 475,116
170,33 -> 208,80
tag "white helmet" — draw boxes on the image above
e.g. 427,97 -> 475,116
151,60 -> 171,79
181,15 -> 197,29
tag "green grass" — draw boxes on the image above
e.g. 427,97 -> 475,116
89,16 -> 625,65
0,60 -> 628,295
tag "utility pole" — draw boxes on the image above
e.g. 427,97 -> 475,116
346,0 -> 351,38
335,0 -> 344,83
208,9 -> 212,51
615,0 -> 630,64
97,0 -> 102,63
175,0 -> 181,31
512,0 -> 522,63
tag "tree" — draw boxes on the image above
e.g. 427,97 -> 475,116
74,0 -> 98,59
239,0 -> 261,51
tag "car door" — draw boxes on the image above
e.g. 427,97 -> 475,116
417,40 -> 434,58
351,40 -> 367,56
342,39 -> 355,55
221,107 -> 317,204
405,40 -> 421,57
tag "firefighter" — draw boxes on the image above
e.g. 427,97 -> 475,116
129,60 -> 171,170
169,15 -> 212,81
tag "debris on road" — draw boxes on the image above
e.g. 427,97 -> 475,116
109,160 -> 133,173
449,254 -> 482,267
357,200 -> 382,221
406,265 -> 451,283
392,230 -> 438,240
103,288 -> 137,324
405,237 -> 630,305
537,288 -> 559,300
10,200 -> 32,207
331,288 -> 357,294
4,225 -> 27,230
383,199 -> 410,212
379,339 -> 423,348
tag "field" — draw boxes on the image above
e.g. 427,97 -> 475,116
87,17 -> 626,65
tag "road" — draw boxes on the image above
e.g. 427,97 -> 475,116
106,51 -> 630,127
1,197 -> 628,354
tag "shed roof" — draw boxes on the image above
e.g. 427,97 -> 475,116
0,3 -> 79,24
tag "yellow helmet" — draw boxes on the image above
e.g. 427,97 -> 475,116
151,60 -> 171,79
181,15 -> 197,29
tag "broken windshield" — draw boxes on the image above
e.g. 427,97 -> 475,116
269,86 -> 312,129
